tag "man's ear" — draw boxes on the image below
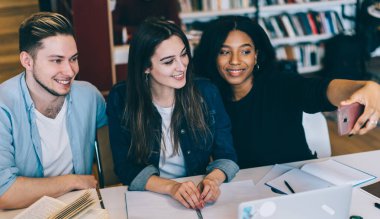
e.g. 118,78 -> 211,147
20,51 -> 33,71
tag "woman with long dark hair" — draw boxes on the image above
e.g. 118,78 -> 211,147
194,16 -> 380,169
107,18 -> 239,209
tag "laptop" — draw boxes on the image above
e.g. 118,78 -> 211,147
238,185 -> 352,219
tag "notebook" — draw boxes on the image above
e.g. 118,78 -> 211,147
238,185 -> 352,219
265,159 -> 376,194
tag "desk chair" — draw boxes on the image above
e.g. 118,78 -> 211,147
302,112 -> 332,158
95,125 -> 120,188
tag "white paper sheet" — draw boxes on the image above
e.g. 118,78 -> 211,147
350,187 -> 380,218
125,180 -> 256,219
251,164 -> 295,199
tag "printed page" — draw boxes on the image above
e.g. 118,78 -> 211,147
77,208 -> 109,219
51,189 -> 107,219
125,180 -> 255,219
14,196 -> 66,219
265,168 -> 333,194
15,189 -> 108,219
301,159 -> 376,186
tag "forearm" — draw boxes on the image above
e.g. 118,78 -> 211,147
0,175 -> 76,209
145,175 -> 178,195
204,169 -> 226,186
0,174 -> 96,209
326,79 -> 367,106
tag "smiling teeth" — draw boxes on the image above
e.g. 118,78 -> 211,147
228,69 -> 244,72
56,80 -> 70,85
172,73 -> 184,79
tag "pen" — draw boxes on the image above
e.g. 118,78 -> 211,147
284,180 -> 295,194
374,202 -> 380,209
196,209 -> 204,219
96,186 -> 106,209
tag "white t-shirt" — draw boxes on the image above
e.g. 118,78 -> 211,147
154,103 -> 186,179
35,100 -> 73,177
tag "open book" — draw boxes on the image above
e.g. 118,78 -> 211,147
265,159 -> 376,194
14,189 -> 108,219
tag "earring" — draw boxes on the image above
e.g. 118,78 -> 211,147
145,72 -> 149,83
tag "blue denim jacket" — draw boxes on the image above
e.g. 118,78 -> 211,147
0,73 -> 107,196
107,78 -> 239,190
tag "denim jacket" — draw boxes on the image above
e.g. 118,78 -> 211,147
107,78 -> 239,190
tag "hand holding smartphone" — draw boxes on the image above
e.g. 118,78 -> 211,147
337,103 -> 365,136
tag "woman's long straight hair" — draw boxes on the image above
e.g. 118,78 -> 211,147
123,18 -> 210,164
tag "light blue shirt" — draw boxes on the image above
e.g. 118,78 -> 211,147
0,73 -> 107,196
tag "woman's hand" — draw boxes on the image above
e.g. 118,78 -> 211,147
168,181 -> 202,209
197,168 -> 226,206
340,81 -> 380,135
198,177 -> 221,205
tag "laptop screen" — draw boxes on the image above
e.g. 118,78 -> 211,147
238,185 -> 352,219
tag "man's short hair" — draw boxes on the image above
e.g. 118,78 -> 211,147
19,12 -> 74,57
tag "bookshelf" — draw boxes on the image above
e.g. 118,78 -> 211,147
179,0 -> 357,74
71,0 -> 356,93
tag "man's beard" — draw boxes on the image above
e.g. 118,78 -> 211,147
33,73 -> 68,97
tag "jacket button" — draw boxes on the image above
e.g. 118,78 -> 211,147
187,150 -> 191,154
180,129 -> 186,134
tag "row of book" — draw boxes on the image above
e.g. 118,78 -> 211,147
178,0 -> 340,13
258,10 -> 344,39
178,0 -> 254,13
258,0 -> 336,7
276,43 -> 323,68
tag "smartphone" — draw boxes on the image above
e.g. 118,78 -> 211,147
337,103 -> 365,136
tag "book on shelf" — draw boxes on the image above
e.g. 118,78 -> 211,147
281,14 -> 297,38
265,159 -> 376,194
179,0 -> 254,12
14,189 -> 108,219
290,14 -> 304,36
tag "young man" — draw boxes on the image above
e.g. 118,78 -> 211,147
0,12 -> 107,209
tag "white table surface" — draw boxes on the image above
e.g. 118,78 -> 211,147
100,150 -> 380,219
2,150 -> 380,218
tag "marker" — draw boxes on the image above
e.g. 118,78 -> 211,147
350,215 -> 363,219
374,202 -> 380,209
284,180 -> 295,194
